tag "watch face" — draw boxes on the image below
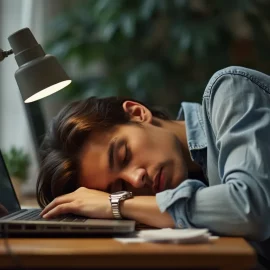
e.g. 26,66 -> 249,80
113,191 -> 129,195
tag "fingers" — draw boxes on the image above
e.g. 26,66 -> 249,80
40,193 -> 73,217
42,202 -> 78,219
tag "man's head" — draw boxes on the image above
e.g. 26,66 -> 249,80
37,96 -> 188,207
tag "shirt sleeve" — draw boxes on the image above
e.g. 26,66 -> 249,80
156,68 -> 270,241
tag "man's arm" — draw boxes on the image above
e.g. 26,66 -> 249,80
40,187 -> 175,227
120,196 -> 175,228
156,67 -> 270,241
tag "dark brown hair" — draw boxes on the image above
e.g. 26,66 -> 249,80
36,96 -> 170,208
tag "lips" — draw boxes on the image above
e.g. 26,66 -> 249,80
153,167 -> 164,193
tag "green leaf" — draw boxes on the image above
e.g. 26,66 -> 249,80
179,31 -> 192,51
121,14 -> 136,38
139,0 -> 157,20
98,22 -> 118,41
3,147 -> 30,182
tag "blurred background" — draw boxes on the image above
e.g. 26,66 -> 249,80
0,0 -> 270,206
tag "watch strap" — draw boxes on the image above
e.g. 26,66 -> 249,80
109,192 -> 133,219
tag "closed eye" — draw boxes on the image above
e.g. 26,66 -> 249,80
122,143 -> 131,167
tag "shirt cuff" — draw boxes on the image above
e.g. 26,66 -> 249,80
156,180 -> 206,228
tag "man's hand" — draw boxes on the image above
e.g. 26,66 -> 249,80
40,187 -> 113,219
40,187 -> 174,228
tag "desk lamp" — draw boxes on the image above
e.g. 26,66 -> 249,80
0,27 -> 71,103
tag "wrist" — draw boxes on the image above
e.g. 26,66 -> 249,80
109,191 -> 133,219
120,196 -> 175,228
120,196 -> 134,220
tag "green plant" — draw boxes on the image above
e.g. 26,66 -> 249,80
45,0 -> 270,116
3,147 -> 30,182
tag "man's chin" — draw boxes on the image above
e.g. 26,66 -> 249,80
170,176 -> 187,189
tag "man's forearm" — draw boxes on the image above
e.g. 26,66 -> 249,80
120,196 -> 175,228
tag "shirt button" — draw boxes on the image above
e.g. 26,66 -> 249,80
177,223 -> 183,229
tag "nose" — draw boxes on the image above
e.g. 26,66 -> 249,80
121,168 -> 146,188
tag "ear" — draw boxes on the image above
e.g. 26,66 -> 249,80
122,101 -> 152,123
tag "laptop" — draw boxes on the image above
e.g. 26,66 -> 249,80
0,150 -> 135,235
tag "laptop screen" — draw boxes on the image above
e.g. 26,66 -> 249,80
0,150 -> 20,217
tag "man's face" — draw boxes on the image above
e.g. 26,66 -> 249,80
79,101 -> 188,196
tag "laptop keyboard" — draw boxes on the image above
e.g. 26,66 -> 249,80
3,209 -> 28,219
13,209 -> 87,222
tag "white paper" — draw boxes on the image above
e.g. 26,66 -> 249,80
114,228 -> 219,244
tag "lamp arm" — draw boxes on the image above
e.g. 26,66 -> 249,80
0,49 -> 14,62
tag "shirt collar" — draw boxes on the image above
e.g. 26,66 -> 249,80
177,102 -> 207,151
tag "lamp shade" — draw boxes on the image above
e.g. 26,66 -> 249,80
8,28 -> 71,103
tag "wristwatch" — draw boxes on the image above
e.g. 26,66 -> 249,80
109,191 -> 133,219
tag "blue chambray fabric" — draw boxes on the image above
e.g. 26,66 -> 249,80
156,66 -> 270,261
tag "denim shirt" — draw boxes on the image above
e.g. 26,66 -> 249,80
156,66 -> 270,261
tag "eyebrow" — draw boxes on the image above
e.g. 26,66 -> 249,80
108,138 -> 117,171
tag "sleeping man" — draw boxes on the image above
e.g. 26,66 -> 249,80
37,66 -> 270,268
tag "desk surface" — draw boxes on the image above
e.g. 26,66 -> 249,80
0,237 -> 256,269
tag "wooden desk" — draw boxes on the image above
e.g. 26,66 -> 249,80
0,237 -> 256,269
